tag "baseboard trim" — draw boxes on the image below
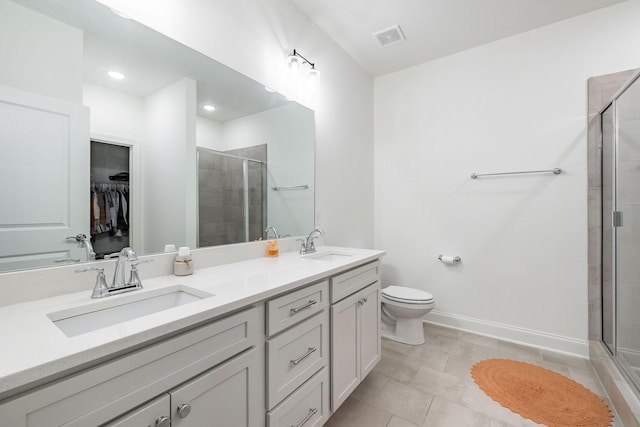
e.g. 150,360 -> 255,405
425,310 -> 589,357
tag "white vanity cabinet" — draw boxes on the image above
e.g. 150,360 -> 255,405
0,306 -> 264,427
0,250 -> 385,427
330,261 -> 381,411
105,346 -> 263,427
265,280 -> 331,427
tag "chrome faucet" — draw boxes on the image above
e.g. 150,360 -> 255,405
106,247 -> 139,289
265,226 -> 280,239
76,247 -> 150,298
66,233 -> 96,261
299,228 -> 324,254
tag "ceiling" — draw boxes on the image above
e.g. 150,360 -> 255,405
291,0 -> 628,76
15,0 -> 289,122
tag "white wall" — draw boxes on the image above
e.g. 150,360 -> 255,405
96,0 -> 375,248
222,103 -> 315,237
0,0 -> 83,104
143,78 -> 197,253
374,1 -> 640,356
196,116 -> 223,151
83,83 -> 144,141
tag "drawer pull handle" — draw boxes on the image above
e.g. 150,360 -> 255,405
292,408 -> 318,427
358,297 -> 368,305
290,300 -> 317,314
290,347 -> 317,366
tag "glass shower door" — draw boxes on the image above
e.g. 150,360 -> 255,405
601,104 -> 615,355
614,74 -> 640,384
197,149 -> 265,247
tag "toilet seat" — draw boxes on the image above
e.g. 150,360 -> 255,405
382,286 -> 434,304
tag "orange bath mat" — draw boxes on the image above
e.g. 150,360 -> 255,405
471,358 -> 613,427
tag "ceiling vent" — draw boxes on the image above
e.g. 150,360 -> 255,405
373,24 -> 406,47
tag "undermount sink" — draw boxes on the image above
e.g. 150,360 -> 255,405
48,285 -> 212,337
303,251 -> 354,262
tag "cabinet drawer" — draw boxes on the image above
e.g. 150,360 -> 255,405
0,306 -> 263,427
267,280 -> 329,336
266,311 -> 329,409
267,367 -> 330,427
330,261 -> 379,303
103,394 -> 170,426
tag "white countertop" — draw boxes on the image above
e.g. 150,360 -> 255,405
0,246 -> 384,399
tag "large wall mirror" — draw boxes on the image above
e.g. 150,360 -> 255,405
0,0 -> 315,272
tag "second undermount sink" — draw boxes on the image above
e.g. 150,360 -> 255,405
303,251 -> 354,262
48,285 -> 212,337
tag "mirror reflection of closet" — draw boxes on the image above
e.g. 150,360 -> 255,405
90,140 -> 130,258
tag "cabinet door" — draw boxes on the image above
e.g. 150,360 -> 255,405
171,346 -> 264,427
330,291 -> 360,411
359,283 -> 381,379
330,282 -> 381,412
102,395 -> 170,427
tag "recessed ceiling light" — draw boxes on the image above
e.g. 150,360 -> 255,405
203,104 -> 216,112
107,70 -> 125,80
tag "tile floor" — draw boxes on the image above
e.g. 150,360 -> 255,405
325,323 -> 622,427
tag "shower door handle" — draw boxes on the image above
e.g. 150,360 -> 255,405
613,211 -> 623,228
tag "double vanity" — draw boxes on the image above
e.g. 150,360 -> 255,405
0,245 -> 384,426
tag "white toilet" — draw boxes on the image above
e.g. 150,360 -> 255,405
381,285 -> 435,345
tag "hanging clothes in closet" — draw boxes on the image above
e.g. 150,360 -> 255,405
90,183 -> 129,240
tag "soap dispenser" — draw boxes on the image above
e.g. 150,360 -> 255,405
266,239 -> 279,257
174,246 -> 193,276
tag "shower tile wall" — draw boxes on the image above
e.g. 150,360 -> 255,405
198,144 -> 266,246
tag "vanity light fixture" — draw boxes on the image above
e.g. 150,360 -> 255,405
107,70 -> 125,80
287,49 -> 318,78
286,49 -> 319,98
202,104 -> 216,112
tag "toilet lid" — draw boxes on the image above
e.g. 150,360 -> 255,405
382,286 -> 434,303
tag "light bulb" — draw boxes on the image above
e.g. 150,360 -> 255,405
287,53 -> 302,101
287,54 -> 301,71
308,68 -> 320,93
107,70 -> 125,80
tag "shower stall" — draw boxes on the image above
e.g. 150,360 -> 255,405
600,71 -> 640,393
197,146 -> 267,247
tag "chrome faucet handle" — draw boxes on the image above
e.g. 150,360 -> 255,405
75,267 -> 109,299
128,260 -> 152,289
297,238 -> 307,254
